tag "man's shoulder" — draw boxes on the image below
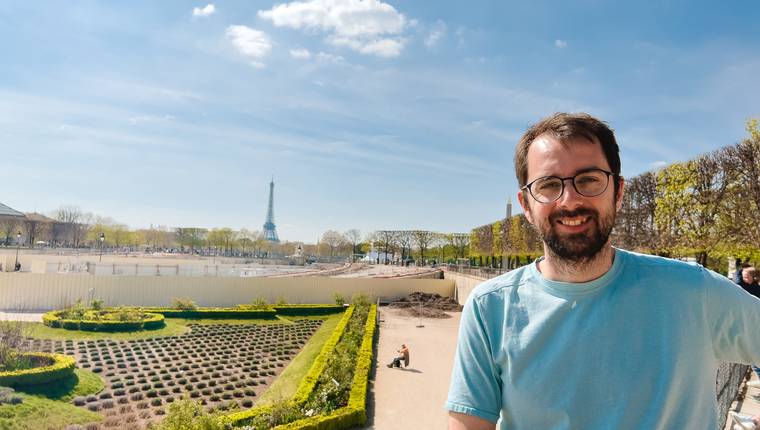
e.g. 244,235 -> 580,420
470,265 -> 533,302
619,248 -> 707,275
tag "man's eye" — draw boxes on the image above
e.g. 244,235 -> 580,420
536,181 -> 561,191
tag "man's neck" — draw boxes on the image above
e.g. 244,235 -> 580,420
537,244 -> 616,283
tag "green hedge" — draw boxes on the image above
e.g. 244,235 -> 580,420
227,306 -> 356,426
138,308 -> 277,320
42,310 -> 165,332
272,305 -> 346,316
0,352 -> 76,387
269,305 -> 377,430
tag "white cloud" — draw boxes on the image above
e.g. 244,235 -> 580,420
226,25 -> 272,68
258,0 -> 408,57
555,39 -> 567,48
290,48 -> 312,59
425,20 -> 447,48
648,160 -> 668,169
129,115 -> 176,125
315,52 -> 344,63
193,4 -> 216,17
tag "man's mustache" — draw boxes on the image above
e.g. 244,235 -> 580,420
549,208 -> 598,223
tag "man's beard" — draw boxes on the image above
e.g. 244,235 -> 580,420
536,206 -> 616,264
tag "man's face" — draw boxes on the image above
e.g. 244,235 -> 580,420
517,133 -> 623,263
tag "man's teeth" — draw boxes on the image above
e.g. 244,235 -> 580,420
559,217 -> 587,226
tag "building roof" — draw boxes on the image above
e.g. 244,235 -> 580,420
0,202 -> 24,218
24,212 -> 55,223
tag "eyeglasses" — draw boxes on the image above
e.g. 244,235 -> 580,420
522,168 -> 617,204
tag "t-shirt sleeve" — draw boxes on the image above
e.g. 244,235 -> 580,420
704,269 -> 760,363
445,292 -> 502,423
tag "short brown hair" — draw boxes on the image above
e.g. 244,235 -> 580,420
514,112 -> 621,187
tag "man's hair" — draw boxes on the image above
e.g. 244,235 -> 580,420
514,112 -> 621,189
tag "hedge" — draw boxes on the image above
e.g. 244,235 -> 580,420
138,308 -> 277,320
0,352 -> 76,387
42,310 -> 165,332
272,305 -> 346,316
227,305 -> 357,426
271,305 -> 377,430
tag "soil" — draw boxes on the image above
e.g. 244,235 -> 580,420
388,292 -> 462,319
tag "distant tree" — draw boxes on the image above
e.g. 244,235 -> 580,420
448,233 -> 470,259
373,230 -> 397,264
411,230 -> 436,265
395,230 -> 414,262
54,205 -> 87,247
344,229 -> 362,260
321,230 -> 346,257
0,218 -> 18,246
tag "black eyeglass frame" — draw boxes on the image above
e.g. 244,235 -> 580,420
521,168 -> 619,204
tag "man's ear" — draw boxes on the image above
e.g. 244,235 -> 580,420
615,176 -> 625,211
517,190 -> 535,225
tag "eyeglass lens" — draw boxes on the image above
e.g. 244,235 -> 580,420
531,170 -> 609,203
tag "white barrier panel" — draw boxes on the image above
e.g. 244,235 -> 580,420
0,273 -> 455,311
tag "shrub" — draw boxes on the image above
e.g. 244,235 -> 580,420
151,398 -> 229,430
249,297 -> 270,310
171,298 -> 197,311
333,292 -> 345,306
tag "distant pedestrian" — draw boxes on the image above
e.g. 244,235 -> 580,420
388,343 -> 410,368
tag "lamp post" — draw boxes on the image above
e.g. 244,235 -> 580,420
14,231 -> 21,271
99,233 -> 105,263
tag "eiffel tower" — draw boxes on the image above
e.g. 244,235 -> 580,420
262,177 -> 280,242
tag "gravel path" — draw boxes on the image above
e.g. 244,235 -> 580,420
364,307 -> 461,429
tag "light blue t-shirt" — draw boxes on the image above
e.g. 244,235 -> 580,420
446,248 -> 760,429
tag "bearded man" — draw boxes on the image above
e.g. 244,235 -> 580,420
445,113 -> 760,430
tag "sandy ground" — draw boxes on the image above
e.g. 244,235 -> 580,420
364,307 -> 461,430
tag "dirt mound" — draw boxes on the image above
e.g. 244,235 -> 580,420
389,292 -> 463,318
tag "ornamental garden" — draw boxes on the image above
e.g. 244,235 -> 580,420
0,296 -> 376,430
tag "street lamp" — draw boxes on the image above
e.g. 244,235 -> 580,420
99,233 -> 105,263
14,231 -> 21,271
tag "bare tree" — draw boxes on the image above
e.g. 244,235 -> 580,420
0,218 -> 18,246
448,233 -> 470,259
395,230 -> 414,262
321,230 -> 346,257
344,229 -> 362,261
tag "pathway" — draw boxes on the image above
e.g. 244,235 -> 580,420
364,307 -> 461,429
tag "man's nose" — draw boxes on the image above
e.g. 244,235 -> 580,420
556,180 -> 585,208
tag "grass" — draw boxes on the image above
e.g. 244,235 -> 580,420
0,369 -> 104,429
255,313 -> 343,405
14,368 -> 104,402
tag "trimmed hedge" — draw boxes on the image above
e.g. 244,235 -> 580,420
227,306 -> 357,426
272,305 -> 346,316
272,305 -> 377,430
43,310 -> 165,332
138,308 -> 277,320
0,352 -> 76,387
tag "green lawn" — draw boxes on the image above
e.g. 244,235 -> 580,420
255,313 -> 343,405
16,368 -> 104,402
0,369 -> 104,430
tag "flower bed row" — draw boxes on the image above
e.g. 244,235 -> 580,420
271,305 -> 346,316
275,305 -> 377,429
43,310 -> 165,332
0,352 -> 76,387
226,305 -> 357,426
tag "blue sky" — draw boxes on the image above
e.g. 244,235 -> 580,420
1,1 -> 759,243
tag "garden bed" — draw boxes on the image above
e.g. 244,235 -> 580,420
0,352 -> 76,387
43,310 -> 165,332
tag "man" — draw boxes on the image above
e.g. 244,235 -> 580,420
388,343 -> 410,368
446,113 -> 760,429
